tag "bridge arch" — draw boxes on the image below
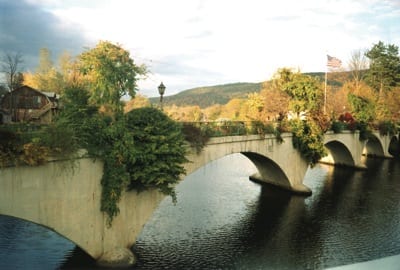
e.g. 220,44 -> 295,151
324,140 -> 355,167
241,152 -> 291,191
388,136 -> 400,157
184,134 -> 311,195
363,134 -> 385,157
323,132 -> 365,169
363,132 -> 399,158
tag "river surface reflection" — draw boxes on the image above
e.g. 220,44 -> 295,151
0,154 -> 399,269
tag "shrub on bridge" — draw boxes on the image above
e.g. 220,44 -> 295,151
55,87 -> 189,225
290,119 -> 326,167
331,121 -> 347,133
98,107 -> 188,225
182,123 -> 210,154
378,120 -> 397,136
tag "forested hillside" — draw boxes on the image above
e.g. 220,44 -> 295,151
149,72 -> 347,108
149,82 -> 263,108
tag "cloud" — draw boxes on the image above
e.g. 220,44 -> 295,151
0,0 -> 88,71
1,0 -> 399,97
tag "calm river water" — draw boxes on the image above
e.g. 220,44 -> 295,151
0,154 -> 399,269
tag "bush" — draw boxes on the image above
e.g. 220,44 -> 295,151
290,119 -> 326,167
331,121 -> 346,133
182,123 -> 210,154
0,128 -> 21,166
378,120 -> 397,136
356,121 -> 372,141
98,108 -> 188,225
19,141 -> 49,166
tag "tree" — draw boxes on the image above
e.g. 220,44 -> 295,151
220,98 -> 245,120
348,93 -> 376,123
202,104 -> 223,121
1,52 -> 24,91
274,68 -> 323,117
245,92 -> 265,121
348,49 -> 368,89
365,41 -> 400,98
1,52 -> 24,121
0,85 -> 7,97
124,94 -> 150,113
260,80 -> 290,120
79,41 -> 147,115
23,48 -> 68,93
384,87 -> 400,121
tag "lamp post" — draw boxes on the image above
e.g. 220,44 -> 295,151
158,82 -> 166,110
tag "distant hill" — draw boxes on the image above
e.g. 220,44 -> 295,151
149,82 -> 263,108
149,72 -> 350,108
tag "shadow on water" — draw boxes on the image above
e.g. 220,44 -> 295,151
59,247 -> 96,269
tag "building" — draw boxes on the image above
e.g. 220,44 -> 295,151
0,85 -> 59,124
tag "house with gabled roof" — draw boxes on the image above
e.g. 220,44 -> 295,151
0,85 -> 59,124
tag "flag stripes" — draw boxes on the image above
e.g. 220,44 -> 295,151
327,55 -> 342,68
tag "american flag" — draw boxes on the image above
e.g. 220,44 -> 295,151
327,55 -> 342,68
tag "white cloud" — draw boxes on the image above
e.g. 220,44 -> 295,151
14,0 -> 400,96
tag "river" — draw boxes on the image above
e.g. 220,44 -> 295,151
0,154 -> 399,269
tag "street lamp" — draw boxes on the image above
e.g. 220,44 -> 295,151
158,82 -> 166,110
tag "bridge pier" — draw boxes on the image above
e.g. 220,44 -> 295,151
97,247 -> 136,268
249,172 -> 312,195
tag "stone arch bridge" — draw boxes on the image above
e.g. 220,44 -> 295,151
0,131 -> 398,267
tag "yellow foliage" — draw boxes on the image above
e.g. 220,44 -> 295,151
124,94 -> 150,113
20,143 -> 49,166
23,72 -> 39,89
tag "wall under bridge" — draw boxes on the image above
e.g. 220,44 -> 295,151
0,158 -> 164,267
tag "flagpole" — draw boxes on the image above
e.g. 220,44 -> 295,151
324,56 -> 328,115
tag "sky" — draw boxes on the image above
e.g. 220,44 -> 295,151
1,0 -> 400,97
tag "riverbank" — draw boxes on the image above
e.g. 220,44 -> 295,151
327,254 -> 400,270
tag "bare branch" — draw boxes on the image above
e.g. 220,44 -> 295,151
1,52 -> 24,91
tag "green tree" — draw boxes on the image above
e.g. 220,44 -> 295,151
274,68 -> 323,117
79,41 -> 147,115
365,41 -> 400,98
348,93 -> 375,123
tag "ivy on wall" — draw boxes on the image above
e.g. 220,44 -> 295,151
290,119 -> 327,167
